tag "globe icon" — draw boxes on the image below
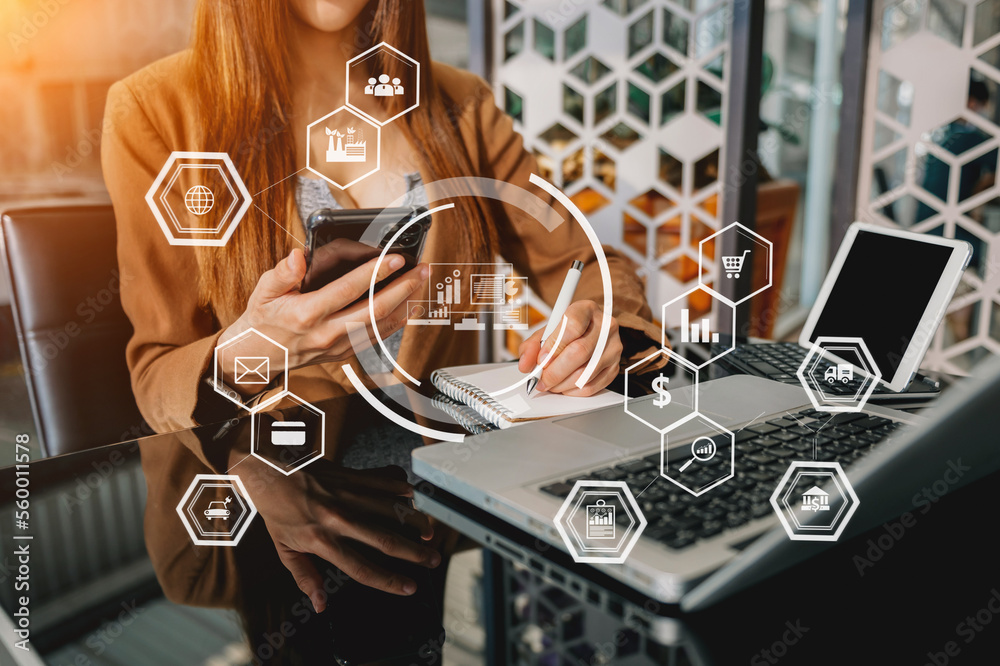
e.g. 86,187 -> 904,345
184,185 -> 214,216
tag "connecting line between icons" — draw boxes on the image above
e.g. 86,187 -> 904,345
778,409 -> 829,460
733,410 -> 767,435
253,203 -> 307,248
785,411 -> 808,428
784,410 -> 817,459
634,474 -> 659,498
226,452 -> 253,473
252,167 -> 307,197
783,410 -> 835,461
812,415 -> 836,460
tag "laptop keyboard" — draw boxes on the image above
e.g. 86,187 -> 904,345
718,341 -> 898,395
540,408 -> 903,551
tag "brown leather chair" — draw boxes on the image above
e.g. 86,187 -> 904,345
1,203 -> 146,456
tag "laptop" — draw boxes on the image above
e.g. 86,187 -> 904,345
702,223 -> 972,403
412,355 -> 1000,613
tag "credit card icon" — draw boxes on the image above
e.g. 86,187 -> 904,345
270,421 -> 306,446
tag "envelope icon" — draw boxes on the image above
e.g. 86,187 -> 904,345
234,356 -> 269,384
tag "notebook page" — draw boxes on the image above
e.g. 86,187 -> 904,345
445,363 -> 623,421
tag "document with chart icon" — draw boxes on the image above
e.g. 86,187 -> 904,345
586,499 -> 615,539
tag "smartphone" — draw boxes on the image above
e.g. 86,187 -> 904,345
301,206 -> 431,296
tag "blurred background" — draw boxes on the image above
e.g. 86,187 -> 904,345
4,1 -> 998,389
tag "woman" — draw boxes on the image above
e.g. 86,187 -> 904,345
103,0 -> 660,618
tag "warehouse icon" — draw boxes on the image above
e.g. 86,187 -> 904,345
801,486 -> 831,512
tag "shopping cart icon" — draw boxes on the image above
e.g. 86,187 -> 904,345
586,499 -> 616,539
722,249 -> 751,278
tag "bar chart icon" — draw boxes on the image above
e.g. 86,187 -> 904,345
408,263 -> 520,330
680,308 -> 719,343
435,269 -> 462,307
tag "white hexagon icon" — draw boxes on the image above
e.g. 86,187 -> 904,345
661,285 -> 736,369
698,221 -> 773,307
796,337 -> 882,413
554,481 -> 647,564
176,474 -> 257,547
660,415 -> 735,496
770,461 -> 860,542
145,152 -> 252,247
306,107 -> 381,190
623,348 -> 699,434
213,327 -> 289,413
251,393 -> 326,476
346,42 -> 421,126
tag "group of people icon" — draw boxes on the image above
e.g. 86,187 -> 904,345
365,74 -> 404,97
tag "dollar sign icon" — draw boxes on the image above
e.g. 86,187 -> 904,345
652,374 -> 671,408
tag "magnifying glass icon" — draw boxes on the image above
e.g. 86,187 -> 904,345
679,436 -> 717,472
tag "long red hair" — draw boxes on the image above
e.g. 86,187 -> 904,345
190,0 -> 498,322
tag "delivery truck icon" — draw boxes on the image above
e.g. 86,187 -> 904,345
825,363 -> 853,384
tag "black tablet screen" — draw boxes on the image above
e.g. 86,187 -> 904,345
808,230 -> 955,380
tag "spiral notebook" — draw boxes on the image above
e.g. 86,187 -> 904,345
430,362 -> 623,431
430,394 -> 497,435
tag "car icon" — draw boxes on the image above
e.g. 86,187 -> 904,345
204,498 -> 232,520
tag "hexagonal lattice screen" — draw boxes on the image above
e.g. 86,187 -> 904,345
494,0 -> 731,358
857,0 -> 1000,372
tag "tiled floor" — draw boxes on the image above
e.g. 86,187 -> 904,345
442,549 -> 487,665
38,552 -> 485,666
43,599 -> 248,666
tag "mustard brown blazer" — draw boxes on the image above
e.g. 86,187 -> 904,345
103,51 -> 664,611
102,51 -> 662,436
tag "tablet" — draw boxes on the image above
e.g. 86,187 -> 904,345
799,223 -> 971,392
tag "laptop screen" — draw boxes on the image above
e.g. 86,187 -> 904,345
808,229 -> 954,380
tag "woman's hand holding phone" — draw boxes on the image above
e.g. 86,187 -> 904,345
219,248 -> 427,390
517,299 -> 623,396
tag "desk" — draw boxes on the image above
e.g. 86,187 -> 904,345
421,473 -> 1000,665
1,387 -> 998,665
